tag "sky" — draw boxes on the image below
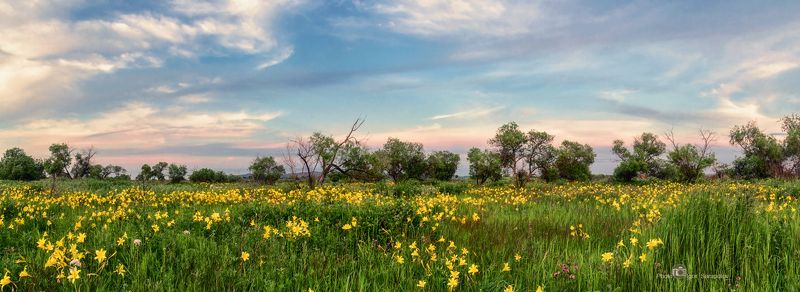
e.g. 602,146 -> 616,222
1,0 -> 799,175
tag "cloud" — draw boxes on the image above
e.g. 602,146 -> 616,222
429,106 -> 505,120
599,89 -> 636,102
257,46 -> 294,70
0,102 -> 283,152
177,94 -> 212,104
0,0 -> 302,115
371,0 -> 545,38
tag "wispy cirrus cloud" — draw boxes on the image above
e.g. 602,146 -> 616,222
371,0 -> 548,38
429,106 -> 505,120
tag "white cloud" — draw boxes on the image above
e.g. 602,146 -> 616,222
0,102 -> 283,151
0,0 -> 302,114
429,106 -> 505,120
372,0 -> 545,38
599,89 -> 636,102
177,94 -> 212,104
257,46 -> 294,70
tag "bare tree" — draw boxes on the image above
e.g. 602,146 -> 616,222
316,118 -> 364,185
291,136 -> 320,188
664,129 -> 717,182
71,146 -> 97,179
288,118 -> 366,189
281,143 -> 299,180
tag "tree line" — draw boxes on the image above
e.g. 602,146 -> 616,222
1,113 -> 798,188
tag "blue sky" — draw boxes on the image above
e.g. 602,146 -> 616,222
1,0 -> 799,175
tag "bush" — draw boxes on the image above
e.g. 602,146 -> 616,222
434,180 -> 469,195
189,168 -> 240,183
0,148 -> 45,181
613,159 -> 646,182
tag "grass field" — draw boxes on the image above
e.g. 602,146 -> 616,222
0,179 -> 797,291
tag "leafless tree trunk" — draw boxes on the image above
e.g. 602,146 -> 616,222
287,118 -> 366,189
291,137 -> 319,189
316,118 -> 365,185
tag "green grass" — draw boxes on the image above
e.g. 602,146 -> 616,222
0,179 -> 797,291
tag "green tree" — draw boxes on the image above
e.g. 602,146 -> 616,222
489,122 -> 527,186
334,144 -> 385,181
729,121 -> 784,178
466,148 -> 502,185
151,162 -> 168,181
88,164 -> 103,179
189,168 -> 218,182
168,164 -> 188,183
376,138 -> 427,182
0,147 -> 45,181
136,164 -> 154,182
189,168 -> 237,183
523,130 -> 557,182
426,151 -> 460,181
43,143 -> 73,191
101,165 -> 127,179
781,114 -> 800,176
611,133 -> 667,181
249,156 -> 285,185
555,141 -> 595,181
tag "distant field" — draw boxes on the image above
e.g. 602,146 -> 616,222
0,179 -> 797,291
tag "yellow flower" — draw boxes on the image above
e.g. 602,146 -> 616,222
617,239 -> 625,247
342,223 -> 352,230
623,257 -> 632,268
0,272 -> 10,289
152,224 -> 160,233
115,264 -> 126,276
19,266 -> 30,278
447,277 -> 458,289
416,280 -> 427,288
601,252 -> 614,263
395,255 -> 405,264
37,238 -> 47,249
76,233 -> 86,243
68,268 -> 80,283
536,285 -> 544,292
95,249 -> 107,263
646,238 -> 663,250
394,241 -> 402,250
468,264 -> 479,275
502,262 -> 511,272
639,252 -> 647,262
504,285 -> 515,292
514,253 -> 522,261
630,237 -> 638,246
427,244 -> 436,253
241,251 -> 250,262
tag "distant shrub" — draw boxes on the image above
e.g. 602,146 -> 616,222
189,168 -> 240,183
434,180 -> 469,195
391,180 -> 425,197
0,148 -> 45,181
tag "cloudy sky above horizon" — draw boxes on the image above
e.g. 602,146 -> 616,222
1,0 -> 799,175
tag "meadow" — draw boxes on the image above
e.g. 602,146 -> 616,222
0,179 -> 797,291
